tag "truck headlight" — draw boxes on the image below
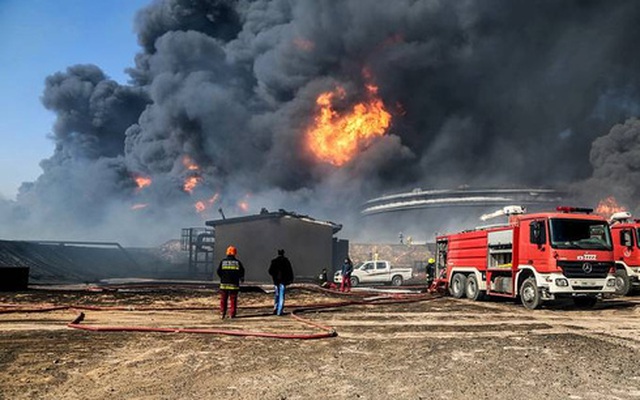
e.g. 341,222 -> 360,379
606,279 -> 616,287
555,278 -> 569,287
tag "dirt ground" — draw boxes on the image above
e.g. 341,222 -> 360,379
2,285 -> 640,400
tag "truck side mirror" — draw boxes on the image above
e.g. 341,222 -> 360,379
529,221 -> 546,245
620,230 -> 633,248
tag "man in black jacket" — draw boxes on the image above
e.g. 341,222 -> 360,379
216,245 -> 245,319
268,249 -> 294,316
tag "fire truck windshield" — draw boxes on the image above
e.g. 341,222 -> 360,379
637,228 -> 640,248
549,218 -> 612,250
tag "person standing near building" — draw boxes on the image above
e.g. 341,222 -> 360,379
426,257 -> 436,287
268,249 -> 294,316
217,245 -> 245,319
340,257 -> 354,292
318,268 -> 329,287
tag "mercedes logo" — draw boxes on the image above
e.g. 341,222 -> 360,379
582,263 -> 593,274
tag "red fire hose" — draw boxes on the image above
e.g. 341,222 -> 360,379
1,285 -> 442,340
65,293 -> 440,340
0,305 -> 69,313
66,311 -> 338,340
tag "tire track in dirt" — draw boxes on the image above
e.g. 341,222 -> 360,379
321,297 -> 640,349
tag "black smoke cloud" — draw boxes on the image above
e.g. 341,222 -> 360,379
574,118 -> 640,214
2,0 -> 640,245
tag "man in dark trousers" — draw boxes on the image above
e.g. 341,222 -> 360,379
340,257 -> 354,292
216,245 -> 245,319
268,249 -> 294,316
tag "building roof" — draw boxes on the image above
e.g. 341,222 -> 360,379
205,209 -> 343,234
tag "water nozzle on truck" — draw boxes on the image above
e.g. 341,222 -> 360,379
610,211 -> 632,224
480,205 -> 526,221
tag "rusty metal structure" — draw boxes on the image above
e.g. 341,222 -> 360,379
180,228 -> 215,277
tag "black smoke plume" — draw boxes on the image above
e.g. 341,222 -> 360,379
574,118 -> 640,214
2,0 -> 640,244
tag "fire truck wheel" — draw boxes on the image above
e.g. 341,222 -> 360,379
614,269 -> 631,296
465,275 -> 485,301
350,276 -> 359,287
573,296 -> 597,308
391,275 -> 403,286
519,277 -> 542,310
449,273 -> 467,298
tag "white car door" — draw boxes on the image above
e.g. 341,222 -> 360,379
375,262 -> 388,282
359,262 -> 375,283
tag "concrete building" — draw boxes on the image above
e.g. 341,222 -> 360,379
206,209 -> 346,283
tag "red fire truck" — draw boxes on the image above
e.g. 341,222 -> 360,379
609,211 -> 640,296
434,206 -> 617,309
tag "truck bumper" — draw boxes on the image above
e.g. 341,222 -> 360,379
630,269 -> 640,286
539,273 -> 616,297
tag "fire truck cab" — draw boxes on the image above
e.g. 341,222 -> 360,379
435,206 -> 617,309
609,211 -> 640,296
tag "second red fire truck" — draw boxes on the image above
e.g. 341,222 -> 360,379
434,206 -> 617,309
609,211 -> 640,296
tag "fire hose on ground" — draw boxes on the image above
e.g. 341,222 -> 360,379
0,284 -> 444,340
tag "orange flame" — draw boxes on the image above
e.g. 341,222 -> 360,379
131,203 -> 149,211
182,155 -> 200,171
236,194 -> 250,213
195,201 -> 206,213
306,83 -> 391,166
208,193 -> 220,205
182,156 -> 202,193
238,201 -> 249,212
595,196 -> 627,217
194,194 -> 219,213
183,176 -> 202,194
134,176 -> 152,190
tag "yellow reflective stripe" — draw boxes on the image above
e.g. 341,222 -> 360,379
220,284 -> 239,290
221,261 -> 240,270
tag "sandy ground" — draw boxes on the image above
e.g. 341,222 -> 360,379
2,286 -> 640,400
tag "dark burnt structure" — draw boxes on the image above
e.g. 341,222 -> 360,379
0,266 -> 29,291
206,209 -> 345,282
0,240 -> 162,283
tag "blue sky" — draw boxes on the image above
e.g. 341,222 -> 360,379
0,0 -> 152,199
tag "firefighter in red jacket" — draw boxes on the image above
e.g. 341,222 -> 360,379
216,245 -> 245,319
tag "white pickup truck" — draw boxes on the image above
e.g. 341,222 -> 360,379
334,260 -> 413,286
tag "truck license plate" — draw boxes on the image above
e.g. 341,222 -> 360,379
571,280 -> 595,286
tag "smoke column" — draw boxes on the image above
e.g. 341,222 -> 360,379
2,0 -> 640,245
573,118 -> 640,214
